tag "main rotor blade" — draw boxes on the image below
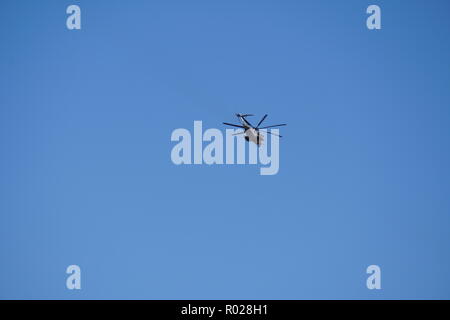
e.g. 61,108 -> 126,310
223,122 -> 245,128
256,114 -> 268,129
241,118 -> 254,127
266,131 -> 282,138
232,131 -> 245,136
258,124 -> 287,129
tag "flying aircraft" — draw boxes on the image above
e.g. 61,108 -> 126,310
223,113 -> 287,146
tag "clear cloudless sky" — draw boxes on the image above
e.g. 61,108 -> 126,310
1,0 -> 450,299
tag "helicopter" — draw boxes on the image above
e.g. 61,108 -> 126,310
223,113 -> 286,146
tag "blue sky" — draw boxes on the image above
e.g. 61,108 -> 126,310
1,0 -> 450,299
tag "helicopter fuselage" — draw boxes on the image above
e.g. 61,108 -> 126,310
237,116 -> 264,146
